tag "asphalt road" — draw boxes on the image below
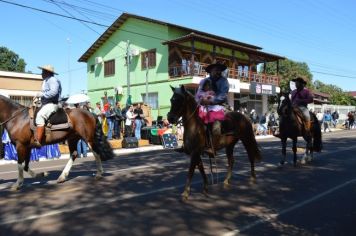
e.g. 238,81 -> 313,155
0,130 -> 355,236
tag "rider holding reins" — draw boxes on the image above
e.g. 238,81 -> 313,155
33,65 -> 62,147
290,76 -> 313,130
195,63 -> 229,154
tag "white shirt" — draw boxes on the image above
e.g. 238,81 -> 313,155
125,110 -> 134,126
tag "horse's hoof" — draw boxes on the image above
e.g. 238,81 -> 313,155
40,171 -> 49,178
181,192 -> 189,202
95,174 -> 103,180
223,182 -> 231,190
11,184 -> 22,191
57,176 -> 66,183
249,176 -> 257,184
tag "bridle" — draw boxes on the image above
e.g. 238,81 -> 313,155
171,90 -> 198,125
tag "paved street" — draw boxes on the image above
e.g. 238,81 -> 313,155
0,130 -> 355,236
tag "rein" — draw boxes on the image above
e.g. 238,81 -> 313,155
184,105 -> 199,123
0,107 -> 28,126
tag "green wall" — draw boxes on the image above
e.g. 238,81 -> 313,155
86,17 -> 190,119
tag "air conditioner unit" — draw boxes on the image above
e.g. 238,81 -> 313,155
130,49 -> 140,56
95,57 -> 103,64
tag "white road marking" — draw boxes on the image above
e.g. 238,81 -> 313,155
223,178 -> 356,236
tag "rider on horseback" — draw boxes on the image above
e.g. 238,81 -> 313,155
290,76 -> 313,131
196,63 -> 229,155
33,65 -> 62,148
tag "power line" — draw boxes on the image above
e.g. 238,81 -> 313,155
311,70 -> 356,79
0,0 -> 109,27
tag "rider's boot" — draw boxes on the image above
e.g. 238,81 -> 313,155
204,123 -> 215,156
33,126 -> 45,148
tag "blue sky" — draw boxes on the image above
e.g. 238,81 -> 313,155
1,0 -> 356,96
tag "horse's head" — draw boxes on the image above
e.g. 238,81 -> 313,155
277,92 -> 292,117
167,85 -> 192,124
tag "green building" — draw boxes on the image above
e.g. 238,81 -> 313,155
79,13 -> 284,120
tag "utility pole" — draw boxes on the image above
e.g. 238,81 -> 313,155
126,40 -> 131,98
145,55 -> 149,105
67,37 -> 71,95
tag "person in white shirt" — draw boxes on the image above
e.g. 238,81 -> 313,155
124,105 -> 135,137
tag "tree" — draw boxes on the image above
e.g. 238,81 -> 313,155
313,80 -> 356,105
262,58 -> 313,106
263,58 -> 313,92
0,46 -> 26,72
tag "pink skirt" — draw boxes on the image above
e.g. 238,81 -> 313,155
198,106 -> 225,124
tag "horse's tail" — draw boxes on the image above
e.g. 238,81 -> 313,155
229,113 -> 262,162
311,113 -> 322,152
92,116 -> 114,161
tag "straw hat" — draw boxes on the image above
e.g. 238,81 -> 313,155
38,65 -> 58,75
205,63 -> 227,73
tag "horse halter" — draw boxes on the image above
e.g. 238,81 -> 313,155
169,88 -> 198,124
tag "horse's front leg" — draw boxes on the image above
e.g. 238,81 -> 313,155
224,146 -> 235,188
196,155 -> 208,196
182,154 -> 199,201
280,137 -> 287,166
292,138 -> 297,166
11,163 -> 24,190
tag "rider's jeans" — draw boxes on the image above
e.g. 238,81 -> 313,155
36,103 -> 59,126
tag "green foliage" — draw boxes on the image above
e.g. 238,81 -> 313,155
314,80 -> 356,105
0,46 -> 26,72
263,58 -> 313,93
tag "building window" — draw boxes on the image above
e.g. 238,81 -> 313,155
10,95 -> 33,107
141,49 -> 156,70
104,59 -> 115,76
90,64 -> 95,73
141,92 -> 158,109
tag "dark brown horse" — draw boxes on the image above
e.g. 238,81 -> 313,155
167,85 -> 261,201
277,93 -> 322,166
0,95 -> 113,190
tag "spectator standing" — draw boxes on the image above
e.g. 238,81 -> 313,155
133,103 -> 144,140
113,102 -> 123,139
323,110 -> 332,132
259,113 -> 268,135
125,105 -> 135,137
105,103 -> 115,140
331,111 -> 339,128
94,102 -> 102,123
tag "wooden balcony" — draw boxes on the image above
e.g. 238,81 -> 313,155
168,62 -> 280,86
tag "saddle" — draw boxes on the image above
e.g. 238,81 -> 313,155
29,106 -> 72,132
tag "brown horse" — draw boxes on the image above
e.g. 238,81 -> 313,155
167,85 -> 261,201
277,92 -> 322,166
0,95 -> 114,190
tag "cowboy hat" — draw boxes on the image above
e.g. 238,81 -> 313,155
292,76 -> 307,84
38,65 -> 58,75
205,63 -> 227,73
